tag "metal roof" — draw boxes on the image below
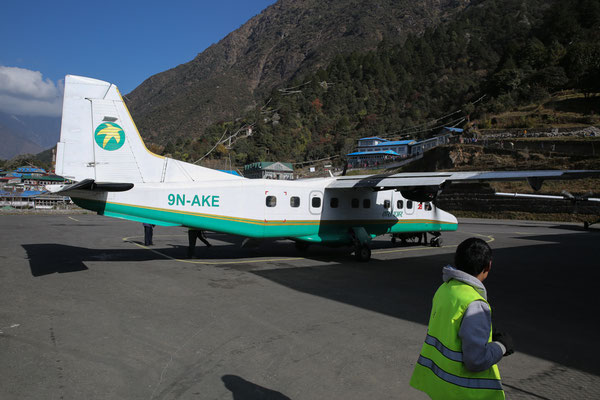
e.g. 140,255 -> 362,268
378,140 -> 415,146
16,166 -> 46,173
217,170 -> 241,176
443,127 -> 464,133
20,174 -> 65,181
0,190 -> 44,197
347,150 -> 400,156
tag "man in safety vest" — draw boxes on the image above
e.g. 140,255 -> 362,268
410,237 -> 514,399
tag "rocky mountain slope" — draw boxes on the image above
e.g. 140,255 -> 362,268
0,113 -> 60,159
126,0 -> 471,143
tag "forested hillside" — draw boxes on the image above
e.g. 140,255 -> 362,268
161,0 -> 600,166
127,0 -> 467,144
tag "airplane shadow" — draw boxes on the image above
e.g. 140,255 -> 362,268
250,230 -> 600,376
222,375 -> 291,400
21,239 -> 366,277
21,243 -> 160,276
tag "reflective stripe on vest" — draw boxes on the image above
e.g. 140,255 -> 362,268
425,334 -> 463,362
417,355 -> 503,390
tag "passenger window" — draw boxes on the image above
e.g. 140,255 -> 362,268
425,203 -> 432,211
266,196 -> 277,207
383,200 -> 391,209
407,200 -> 413,209
330,197 -> 339,208
312,197 -> 322,208
397,200 -> 403,209
290,196 -> 300,208
363,199 -> 371,208
351,198 -> 359,208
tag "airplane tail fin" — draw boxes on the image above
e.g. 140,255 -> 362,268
55,75 -> 241,184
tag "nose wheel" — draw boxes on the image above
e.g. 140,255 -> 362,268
429,233 -> 443,247
355,245 -> 371,262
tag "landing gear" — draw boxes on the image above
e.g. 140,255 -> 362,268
355,245 -> 371,262
349,227 -> 372,262
390,232 -> 442,247
429,232 -> 443,247
430,236 -> 443,247
583,218 -> 600,230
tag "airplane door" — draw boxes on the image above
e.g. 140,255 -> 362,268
309,191 -> 323,215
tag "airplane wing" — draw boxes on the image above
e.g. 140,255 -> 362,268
328,170 -> 600,202
328,170 -> 600,190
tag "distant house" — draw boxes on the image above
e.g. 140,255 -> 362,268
347,134 -> 452,168
347,137 -> 415,168
21,174 -> 65,186
0,176 -> 20,188
243,162 -> 294,180
0,167 -> 71,209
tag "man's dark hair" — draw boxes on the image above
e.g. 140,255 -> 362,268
454,237 -> 492,276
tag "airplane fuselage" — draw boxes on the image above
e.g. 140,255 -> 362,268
69,176 -> 458,245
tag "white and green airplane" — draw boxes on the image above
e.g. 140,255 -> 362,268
48,75 -> 600,261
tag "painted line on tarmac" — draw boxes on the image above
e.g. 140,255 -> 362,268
122,235 -> 306,265
68,216 -> 80,222
372,231 -> 494,255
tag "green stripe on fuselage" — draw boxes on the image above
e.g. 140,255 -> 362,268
72,197 -> 457,243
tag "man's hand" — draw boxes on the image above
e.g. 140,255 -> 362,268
493,331 -> 514,356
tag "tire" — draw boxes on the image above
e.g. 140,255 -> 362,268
430,237 -> 443,247
355,246 -> 371,262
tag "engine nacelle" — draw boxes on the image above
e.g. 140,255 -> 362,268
400,186 -> 441,202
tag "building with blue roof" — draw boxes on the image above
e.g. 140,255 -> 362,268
347,137 -> 416,168
347,134 -> 451,168
16,166 -> 46,174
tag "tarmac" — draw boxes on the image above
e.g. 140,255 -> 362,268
1,214 -> 599,400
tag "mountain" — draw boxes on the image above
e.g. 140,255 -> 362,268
0,128 -> 43,159
158,0 -> 600,166
126,0 -> 472,143
0,113 -> 61,159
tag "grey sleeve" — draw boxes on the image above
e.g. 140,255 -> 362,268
459,300 -> 505,372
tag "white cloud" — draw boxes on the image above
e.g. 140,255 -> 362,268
0,66 -> 63,117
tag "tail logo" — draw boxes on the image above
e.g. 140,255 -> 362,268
94,122 -> 125,151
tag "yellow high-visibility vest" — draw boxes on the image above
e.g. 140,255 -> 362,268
410,279 -> 504,400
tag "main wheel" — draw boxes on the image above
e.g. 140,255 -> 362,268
355,245 -> 371,262
430,237 -> 443,247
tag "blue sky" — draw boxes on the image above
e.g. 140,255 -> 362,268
0,0 -> 276,117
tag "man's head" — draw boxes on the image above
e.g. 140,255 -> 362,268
455,238 -> 492,280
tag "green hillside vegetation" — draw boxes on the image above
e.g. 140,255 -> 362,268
161,0 -> 599,167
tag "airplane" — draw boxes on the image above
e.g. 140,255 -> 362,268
47,75 -> 600,261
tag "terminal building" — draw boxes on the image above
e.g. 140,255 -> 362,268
347,134 -> 451,168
